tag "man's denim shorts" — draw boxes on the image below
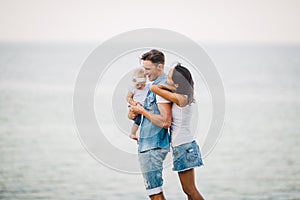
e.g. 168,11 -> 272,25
172,140 -> 203,172
138,148 -> 169,196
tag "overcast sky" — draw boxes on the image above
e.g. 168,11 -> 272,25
0,0 -> 299,44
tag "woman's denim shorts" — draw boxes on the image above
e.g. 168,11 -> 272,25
172,140 -> 203,172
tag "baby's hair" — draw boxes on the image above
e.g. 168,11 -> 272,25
132,68 -> 146,80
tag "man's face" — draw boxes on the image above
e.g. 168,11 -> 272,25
142,60 -> 161,81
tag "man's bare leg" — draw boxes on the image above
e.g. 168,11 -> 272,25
149,192 -> 166,200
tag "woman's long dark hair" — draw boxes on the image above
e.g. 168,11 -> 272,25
172,63 -> 195,105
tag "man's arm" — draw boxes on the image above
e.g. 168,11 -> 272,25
130,103 -> 172,129
157,103 -> 172,129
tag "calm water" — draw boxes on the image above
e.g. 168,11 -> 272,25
0,43 -> 299,199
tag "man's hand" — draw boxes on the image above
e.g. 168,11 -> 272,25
128,109 -> 137,120
130,104 -> 145,115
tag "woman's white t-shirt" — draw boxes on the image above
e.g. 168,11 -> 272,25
171,102 -> 194,147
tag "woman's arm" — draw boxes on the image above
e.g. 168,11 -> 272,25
150,85 -> 188,107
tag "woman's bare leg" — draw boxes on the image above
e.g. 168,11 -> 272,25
178,169 -> 204,200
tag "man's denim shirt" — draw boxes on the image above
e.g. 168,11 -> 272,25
138,74 -> 171,153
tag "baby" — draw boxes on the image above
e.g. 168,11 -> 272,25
126,68 -> 149,141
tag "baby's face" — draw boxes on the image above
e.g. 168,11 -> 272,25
135,82 -> 146,90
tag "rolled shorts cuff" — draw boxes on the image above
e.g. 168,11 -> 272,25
133,123 -> 139,127
146,186 -> 163,196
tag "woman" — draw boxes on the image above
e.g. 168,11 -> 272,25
151,63 -> 205,200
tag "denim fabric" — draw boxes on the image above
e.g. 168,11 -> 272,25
133,114 -> 142,126
172,141 -> 203,172
138,74 -> 170,153
138,148 -> 168,193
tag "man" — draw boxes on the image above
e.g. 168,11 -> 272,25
128,49 -> 172,200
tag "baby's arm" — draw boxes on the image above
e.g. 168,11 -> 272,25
126,91 -> 139,106
150,85 -> 188,107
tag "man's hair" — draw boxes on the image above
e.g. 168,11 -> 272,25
141,49 -> 165,65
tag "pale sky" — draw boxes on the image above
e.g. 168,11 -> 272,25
0,0 -> 299,44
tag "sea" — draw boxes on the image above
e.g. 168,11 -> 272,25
0,42 -> 299,200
